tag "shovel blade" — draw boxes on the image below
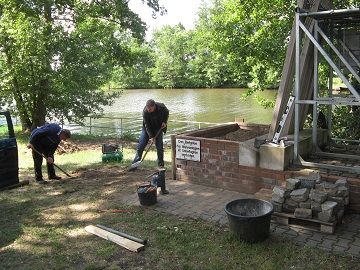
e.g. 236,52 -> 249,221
128,161 -> 141,171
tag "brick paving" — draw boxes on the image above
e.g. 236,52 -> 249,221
121,179 -> 360,257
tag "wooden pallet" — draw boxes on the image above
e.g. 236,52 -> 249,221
272,212 -> 337,234
253,188 -> 337,234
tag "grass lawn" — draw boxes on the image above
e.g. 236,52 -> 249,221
0,130 -> 360,269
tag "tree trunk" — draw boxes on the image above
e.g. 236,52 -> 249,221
30,1 -> 53,130
12,79 -> 32,131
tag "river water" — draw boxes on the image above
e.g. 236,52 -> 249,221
71,88 -> 277,136
105,88 -> 276,122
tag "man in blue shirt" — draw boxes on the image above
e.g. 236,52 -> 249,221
27,124 -> 71,184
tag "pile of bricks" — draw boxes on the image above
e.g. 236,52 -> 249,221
271,173 -> 350,223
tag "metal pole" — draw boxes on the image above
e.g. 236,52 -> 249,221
89,116 -> 92,135
294,11 -> 301,162
95,224 -> 147,245
121,118 -> 123,136
298,8 -> 360,18
327,25 -> 334,138
313,20 -> 319,146
299,21 -> 360,99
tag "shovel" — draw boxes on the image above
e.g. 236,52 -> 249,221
32,147 -> 76,179
129,128 -> 163,171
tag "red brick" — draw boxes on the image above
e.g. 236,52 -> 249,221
225,144 -> 239,151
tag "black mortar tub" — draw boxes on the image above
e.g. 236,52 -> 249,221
224,198 -> 274,243
137,184 -> 157,206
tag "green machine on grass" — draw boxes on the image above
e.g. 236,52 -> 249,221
101,144 -> 123,162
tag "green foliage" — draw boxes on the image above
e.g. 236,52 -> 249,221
208,0 -> 297,89
111,41 -> 156,89
0,0 -> 162,130
120,0 -> 300,89
119,130 -> 138,141
331,106 -> 360,141
333,0 -> 359,8
150,24 -> 191,88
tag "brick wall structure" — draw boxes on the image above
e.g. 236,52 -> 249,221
171,123 -> 360,213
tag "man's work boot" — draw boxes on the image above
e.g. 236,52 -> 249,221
36,179 -> 48,184
49,175 -> 62,180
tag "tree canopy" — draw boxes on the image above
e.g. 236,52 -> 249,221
118,0 -> 298,89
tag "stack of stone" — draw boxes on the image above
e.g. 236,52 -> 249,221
271,173 -> 350,223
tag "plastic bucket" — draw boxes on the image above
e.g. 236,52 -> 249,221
224,198 -> 274,243
137,185 -> 157,206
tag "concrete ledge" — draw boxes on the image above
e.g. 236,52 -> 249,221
239,129 -> 328,170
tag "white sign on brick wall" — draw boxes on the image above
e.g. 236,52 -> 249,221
176,139 -> 200,162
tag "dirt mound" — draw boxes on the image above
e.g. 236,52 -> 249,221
214,129 -> 267,142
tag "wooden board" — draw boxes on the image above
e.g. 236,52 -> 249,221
0,180 -> 29,191
272,212 -> 336,234
85,225 -> 145,252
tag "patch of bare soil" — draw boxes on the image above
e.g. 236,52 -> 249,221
58,138 -> 138,153
55,138 -> 159,196
214,129 -> 267,142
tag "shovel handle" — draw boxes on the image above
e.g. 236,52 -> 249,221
32,147 -> 73,178
140,128 -> 163,162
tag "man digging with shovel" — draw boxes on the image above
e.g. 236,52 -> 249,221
129,99 -> 169,194
27,123 -> 71,184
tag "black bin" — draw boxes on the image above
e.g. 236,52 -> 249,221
224,198 -> 273,243
0,111 -> 19,189
138,185 -> 157,206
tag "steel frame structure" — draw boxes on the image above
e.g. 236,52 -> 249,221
294,7 -> 360,173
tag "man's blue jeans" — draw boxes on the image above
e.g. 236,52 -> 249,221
133,128 -> 164,166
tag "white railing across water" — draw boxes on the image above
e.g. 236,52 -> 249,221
64,115 -> 225,144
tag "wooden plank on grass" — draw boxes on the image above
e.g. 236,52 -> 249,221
0,180 -> 29,191
85,225 -> 145,252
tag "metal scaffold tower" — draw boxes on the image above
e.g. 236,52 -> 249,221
269,0 -> 360,173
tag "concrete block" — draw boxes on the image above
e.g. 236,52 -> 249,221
285,197 -> 298,207
309,172 -> 322,183
297,176 -> 316,189
273,186 -> 290,198
311,201 -> 322,212
309,189 -> 328,204
272,202 -> 283,212
272,193 -> 285,204
259,143 -> 292,171
238,143 -> 259,167
299,200 -> 311,209
294,208 -> 312,219
321,201 -> 338,216
336,179 -> 348,187
286,178 -> 301,190
337,186 -> 349,197
290,188 -> 310,202
328,196 -> 345,207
